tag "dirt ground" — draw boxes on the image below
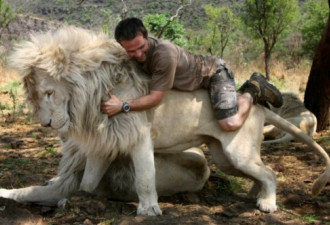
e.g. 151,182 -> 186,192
0,91 -> 329,225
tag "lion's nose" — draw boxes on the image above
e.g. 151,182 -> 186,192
41,120 -> 52,127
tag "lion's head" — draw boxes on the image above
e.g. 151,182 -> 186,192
10,26 -> 150,158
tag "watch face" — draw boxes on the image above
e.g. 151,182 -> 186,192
123,102 -> 130,112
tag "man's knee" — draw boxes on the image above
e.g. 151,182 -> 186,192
208,62 -> 238,120
218,117 -> 241,132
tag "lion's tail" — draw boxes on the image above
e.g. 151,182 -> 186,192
262,132 -> 294,144
265,108 -> 330,196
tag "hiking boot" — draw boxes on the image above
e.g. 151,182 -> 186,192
238,72 -> 283,108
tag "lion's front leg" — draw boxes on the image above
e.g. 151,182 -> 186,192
130,133 -> 162,216
79,153 -> 110,193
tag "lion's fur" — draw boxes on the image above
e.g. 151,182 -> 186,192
263,92 -> 317,144
2,26 -> 329,215
10,26 -> 151,159
47,139 -> 209,203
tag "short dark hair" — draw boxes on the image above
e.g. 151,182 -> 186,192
114,17 -> 148,42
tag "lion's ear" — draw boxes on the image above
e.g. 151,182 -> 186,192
9,41 -> 69,80
39,45 -> 72,79
9,42 -> 39,79
73,47 -> 106,72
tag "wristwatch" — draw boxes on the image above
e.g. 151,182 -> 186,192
122,102 -> 130,113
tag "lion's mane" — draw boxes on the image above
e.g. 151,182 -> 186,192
10,26 -> 150,159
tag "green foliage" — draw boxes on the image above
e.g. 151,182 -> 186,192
241,0 -> 298,78
144,13 -> 188,47
0,101 -> 9,115
0,80 -> 24,118
301,214 -> 320,223
242,0 -> 298,40
99,219 -> 115,225
202,4 -> 237,57
301,0 -> 328,59
186,29 -> 205,54
317,131 -> 330,145
0,0 -> 16,32
1,158 -> 29,166
215,170 -> 245,193
39,147 -> 58,156
101,8 -> 120,37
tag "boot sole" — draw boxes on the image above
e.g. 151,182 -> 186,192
251,73 -> 283,107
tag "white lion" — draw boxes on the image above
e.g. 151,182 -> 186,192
263,92 -> 317,144
0,26 -> 329,216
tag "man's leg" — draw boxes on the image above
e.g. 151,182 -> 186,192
217,92 -> 254,131
208,60 -> 283,132
208,59 -> 244,131
238,72 -> 283,108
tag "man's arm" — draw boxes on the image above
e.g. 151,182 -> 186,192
101,90 -> 165,117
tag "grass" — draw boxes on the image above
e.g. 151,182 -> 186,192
0,78 -> 25,118
316,131 -> 330,145
0,143 -> 12,149
0,80 -> 21,92
277,203 -> 324,224
1,158 -> 30,166
39,147 -> 59,156
0,158 -> 31,186
301,214 -> 321,223
215,170 -> 247,193
99,219 -> 115,225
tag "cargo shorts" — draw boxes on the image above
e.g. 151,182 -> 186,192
208,59 -> 238,120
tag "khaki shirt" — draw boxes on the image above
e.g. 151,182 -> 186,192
141,38 -> 218,91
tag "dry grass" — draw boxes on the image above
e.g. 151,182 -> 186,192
229,58 -> 311,96
0,60 -> 20,86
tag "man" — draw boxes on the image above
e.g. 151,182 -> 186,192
102,17 -> 283,131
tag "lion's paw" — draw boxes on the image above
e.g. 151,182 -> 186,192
0,188 -> 10,198
137,205 -> 162,216
257,198 -> 277,213
57,198 -> 68,208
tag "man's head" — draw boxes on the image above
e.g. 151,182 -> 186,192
115,17 -> 148,42
115,18 -> 149,62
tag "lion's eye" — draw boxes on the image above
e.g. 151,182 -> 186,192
45,90 -> 55,98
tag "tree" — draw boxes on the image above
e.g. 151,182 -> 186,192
143,0 -> 190,48
203,4 -> 236,58
301,0 -> 328,59
304,0 -> 330,131
0,0 -> 16,38
144,13 -> 188,47
241,0 -> 298,79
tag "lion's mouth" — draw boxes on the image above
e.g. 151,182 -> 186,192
50,118 -> 70,132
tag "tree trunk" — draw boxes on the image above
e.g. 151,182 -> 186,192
304,0 -> 330,131
264,45 -> 271,80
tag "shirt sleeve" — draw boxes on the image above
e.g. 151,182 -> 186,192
149,45 -> 178,91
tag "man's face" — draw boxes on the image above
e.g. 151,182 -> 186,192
120,33 -> 149,63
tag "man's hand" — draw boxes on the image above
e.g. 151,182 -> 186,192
101,90 -> 165,117
101,91 -> 123,117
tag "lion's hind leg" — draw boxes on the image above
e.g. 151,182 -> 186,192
0,185 -> 63,206
208,139 -> 270,201
219,106 -> 277,213
224,144 -> 277,212
0,140 -> 83,206
0,172 -> 81,206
